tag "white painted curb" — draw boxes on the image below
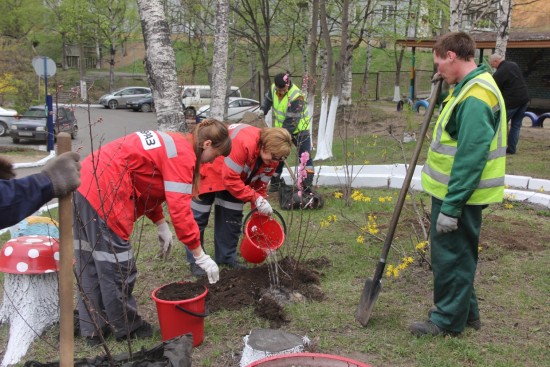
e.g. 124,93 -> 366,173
281,164 -> 550,209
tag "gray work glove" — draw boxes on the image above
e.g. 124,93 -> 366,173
255,196 -> 273,216
156,221 -> 173,260
194,251 -> 219,284
41,151 -> 81,197
436,213 -> 458,234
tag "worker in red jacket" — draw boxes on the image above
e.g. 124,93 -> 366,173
74,119 -> 231,346
186,123 -> 292,276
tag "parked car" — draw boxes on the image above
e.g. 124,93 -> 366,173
0,106 -> 18,137
197,97 -> 260,121
99,86 -> 151,109
9,105 -> 78,144
126,93 -> 155,112
180,85 -> 241,112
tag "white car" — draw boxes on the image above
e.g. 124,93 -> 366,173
197,97 -> 260,121
0,106 -> 19,136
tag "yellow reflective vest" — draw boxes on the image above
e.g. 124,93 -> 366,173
421,72 -> 507,205
271,84 -> 310,133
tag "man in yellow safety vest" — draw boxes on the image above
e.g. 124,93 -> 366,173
410,32 -> 506,337
260,72 -> 314,192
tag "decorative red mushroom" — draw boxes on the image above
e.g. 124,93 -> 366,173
0,235 -> 61,367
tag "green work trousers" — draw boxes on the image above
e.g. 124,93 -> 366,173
429,197 -> 482,333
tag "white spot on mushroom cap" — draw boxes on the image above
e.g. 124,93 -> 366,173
4,246 -> 13,256
28,249 -> 39,258
16,262 -> 29,273
53,252 -> 60,261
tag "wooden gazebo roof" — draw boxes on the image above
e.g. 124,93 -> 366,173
397,31 -> 550,49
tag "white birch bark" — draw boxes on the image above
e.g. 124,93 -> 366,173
210,0 -> 229,121
495,0 -> 512,56
137,0 -> 185,132
450,0 -> 464,32
315,49 -> 330,161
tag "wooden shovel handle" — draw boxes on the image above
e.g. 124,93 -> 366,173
57,132 -> 74,367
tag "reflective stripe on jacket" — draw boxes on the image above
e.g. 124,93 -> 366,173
199,123 -> 277,203
78,130 -> 201,250
421,72 -> 507,205
271,84 -> 310,133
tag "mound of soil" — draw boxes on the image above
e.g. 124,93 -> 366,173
187,257 -> 331,327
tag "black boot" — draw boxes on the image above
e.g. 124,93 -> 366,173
303,171 -> 314,193
269,176 -> 281,192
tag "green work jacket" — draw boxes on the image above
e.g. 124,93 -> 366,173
421,66 -> 507,217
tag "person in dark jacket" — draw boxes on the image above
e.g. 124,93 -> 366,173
489,53 -> 530,154
0,153 -> 81,229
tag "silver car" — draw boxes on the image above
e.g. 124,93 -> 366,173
0,106 -> 18,136
197,97 -> 260,121
99,86 -> 151,109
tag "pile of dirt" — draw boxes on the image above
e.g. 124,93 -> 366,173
184,257 -> 331,328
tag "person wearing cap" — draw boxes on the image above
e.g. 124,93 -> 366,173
186,124 -> 292,277
260,72 -> 314,192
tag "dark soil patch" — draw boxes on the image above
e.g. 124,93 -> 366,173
192,257 -> 330,328
154,282 -> 206,301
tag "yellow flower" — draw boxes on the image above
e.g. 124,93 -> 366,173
364,160 -> 370,165
478,245 -> 483,252
539,186 -> 545,193
504,203 -> 513,209
378,197 -> 386,203
334,192 -> 343,199
356,235 -> 365,244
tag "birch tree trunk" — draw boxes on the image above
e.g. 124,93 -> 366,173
495,0 -> 512,56
137,0 -> 185,132
314,0 -> 334,161
210,0 -> 229,121
306,0 -> 319,136
450,0 -> 464,32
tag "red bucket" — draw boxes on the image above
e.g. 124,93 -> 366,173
151,282 -> 208,346
246,352 -> 372,366
240,209 -> 286,264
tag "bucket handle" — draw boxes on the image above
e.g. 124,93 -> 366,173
243,208 -> 287,235
175,304 -> 209,318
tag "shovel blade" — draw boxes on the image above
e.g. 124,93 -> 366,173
355,278 -> 382,327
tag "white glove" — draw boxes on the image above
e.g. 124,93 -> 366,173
157,221 -> 173,260
255,196 -> 273,216
194,251 -> 219,284
436,213 -> 458,234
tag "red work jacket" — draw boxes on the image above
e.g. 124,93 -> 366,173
199,123 -> 277,203
78,130 -> 201,250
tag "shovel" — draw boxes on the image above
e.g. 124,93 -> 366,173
356,78 -> 443,327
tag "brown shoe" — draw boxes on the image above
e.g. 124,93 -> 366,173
428,306 -> 481,331
409,320 -> 459,337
